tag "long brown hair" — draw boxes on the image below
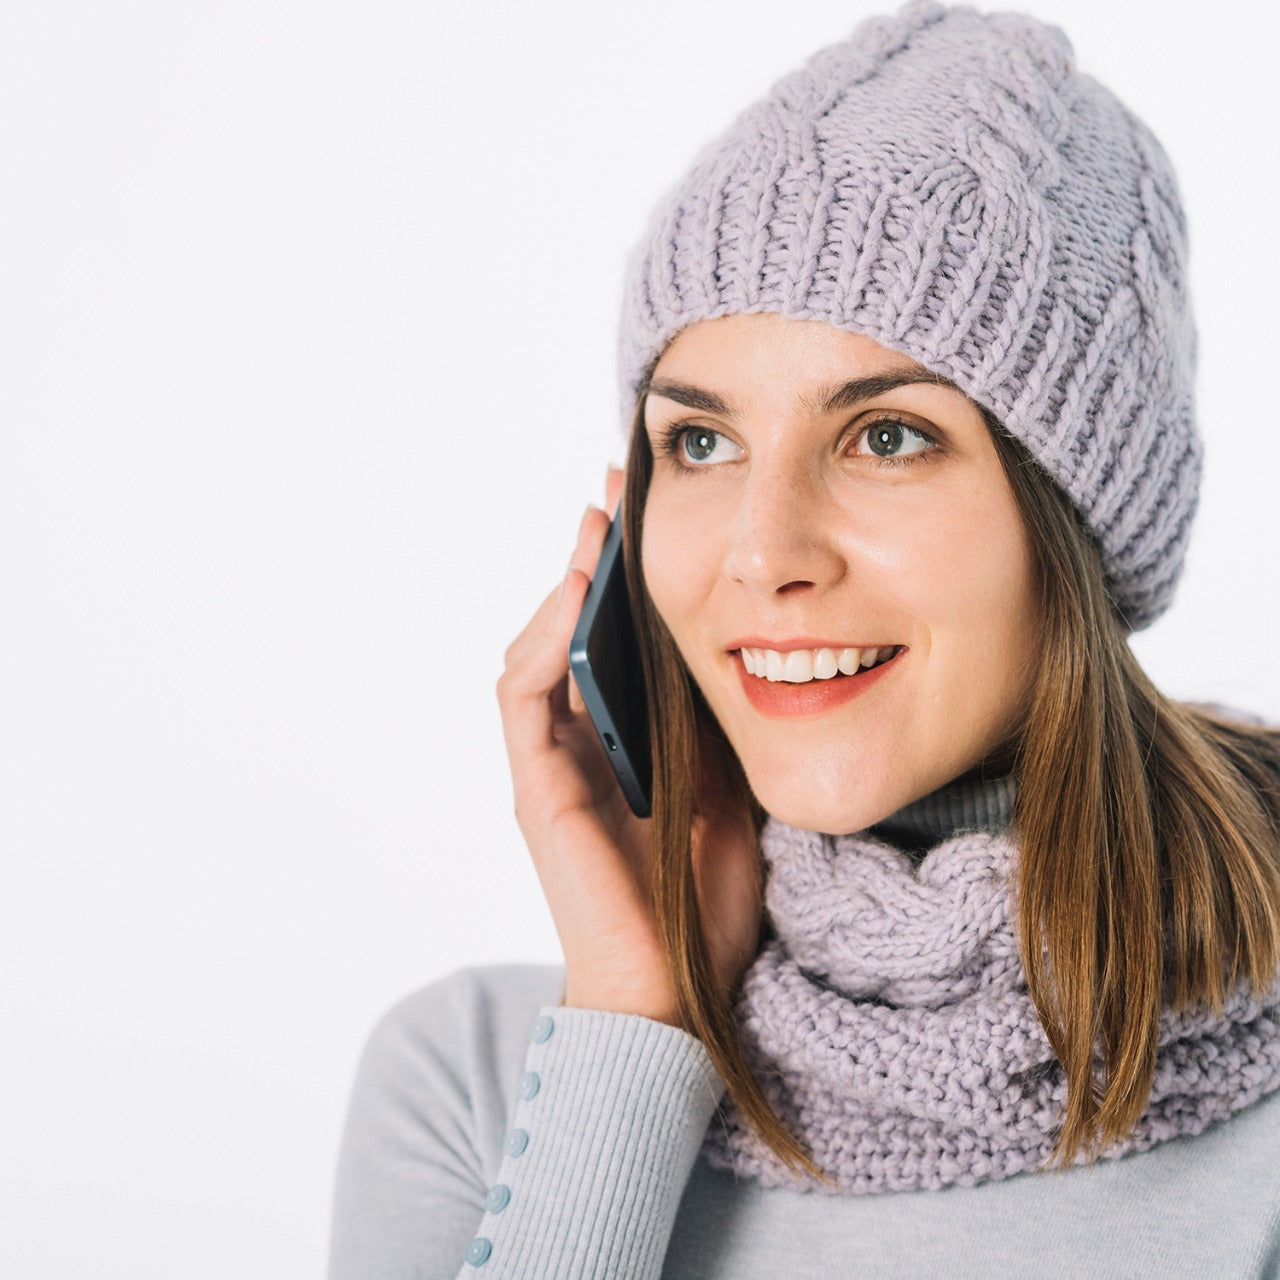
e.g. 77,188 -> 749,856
620,387 -> 1280,1180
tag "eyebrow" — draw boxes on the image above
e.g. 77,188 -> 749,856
645,369 -> 964,418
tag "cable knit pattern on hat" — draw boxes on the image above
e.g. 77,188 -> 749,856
700,818 -> 1280,1193
616,0 -> 1200,628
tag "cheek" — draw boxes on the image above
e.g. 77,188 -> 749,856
907,487 -> 1040,728
639,486 -> 720,644
889,482 -> 1036,643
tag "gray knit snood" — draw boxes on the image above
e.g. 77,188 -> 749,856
701,819 -> 1280,1193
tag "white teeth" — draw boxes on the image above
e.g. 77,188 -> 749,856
812,648 -> 838,680
837,647 -> 861,675
740,645 -> 898,683
781,650 -> 813,683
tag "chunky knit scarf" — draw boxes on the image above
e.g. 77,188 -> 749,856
701,816 -> 1280,1194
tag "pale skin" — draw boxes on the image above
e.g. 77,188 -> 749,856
496,311 -> 1042,1030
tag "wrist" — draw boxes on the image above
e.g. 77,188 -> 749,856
560,978 -> 684,1030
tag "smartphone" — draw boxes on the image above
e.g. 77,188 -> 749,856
568,512 -> 653,818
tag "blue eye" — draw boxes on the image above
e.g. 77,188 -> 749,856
656,424 -> 744,468
682,427 -> 719,462
857,418 -> 934,460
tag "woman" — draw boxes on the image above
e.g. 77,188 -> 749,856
328,2 -> 1280,1275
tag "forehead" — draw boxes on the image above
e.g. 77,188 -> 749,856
646,313 -> 962,419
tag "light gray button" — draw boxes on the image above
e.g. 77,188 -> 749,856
503,1128 -> 529,1158
465,1236 -> 492,1266
530,1015 -> 554,1044
484,1183 -> 511,1214
517,1071 -> 540,1101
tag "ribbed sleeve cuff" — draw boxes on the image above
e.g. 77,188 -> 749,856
454,1006 -> 726,1279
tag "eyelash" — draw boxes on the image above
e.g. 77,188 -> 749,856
653,415 -> 939,472
652,422 -> 708,469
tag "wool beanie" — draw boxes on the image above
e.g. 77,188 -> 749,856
616,0 -> 1200,629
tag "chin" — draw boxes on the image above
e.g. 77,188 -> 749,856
744,768 -> 902,837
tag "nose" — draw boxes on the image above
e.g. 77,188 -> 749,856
722,465 -> 847,596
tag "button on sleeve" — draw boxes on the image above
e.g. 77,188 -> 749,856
464,1236 -> 492,1267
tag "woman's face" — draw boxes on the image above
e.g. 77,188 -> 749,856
640,311 -> 1042,834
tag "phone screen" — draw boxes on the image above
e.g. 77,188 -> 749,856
568,515 -> 653,818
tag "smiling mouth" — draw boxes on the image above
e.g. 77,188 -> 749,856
736,645 -> 903,683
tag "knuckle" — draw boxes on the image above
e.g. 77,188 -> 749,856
495,666 -> 518,707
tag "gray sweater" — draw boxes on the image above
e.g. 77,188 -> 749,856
327,963 -> 1280,1279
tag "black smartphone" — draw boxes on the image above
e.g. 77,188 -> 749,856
567,512 -> 653,818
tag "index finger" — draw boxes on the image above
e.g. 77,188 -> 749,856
605,465 -> 624,519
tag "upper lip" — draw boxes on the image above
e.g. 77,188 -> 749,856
726,635 -> 900,652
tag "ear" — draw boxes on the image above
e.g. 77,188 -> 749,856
605,465 -> 624,518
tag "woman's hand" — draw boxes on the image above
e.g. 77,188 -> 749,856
495,468 -> 763,1030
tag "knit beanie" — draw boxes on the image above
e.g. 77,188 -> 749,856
616,0 -> 1199,630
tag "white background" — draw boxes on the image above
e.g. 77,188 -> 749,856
2,1 -> 1276,1276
